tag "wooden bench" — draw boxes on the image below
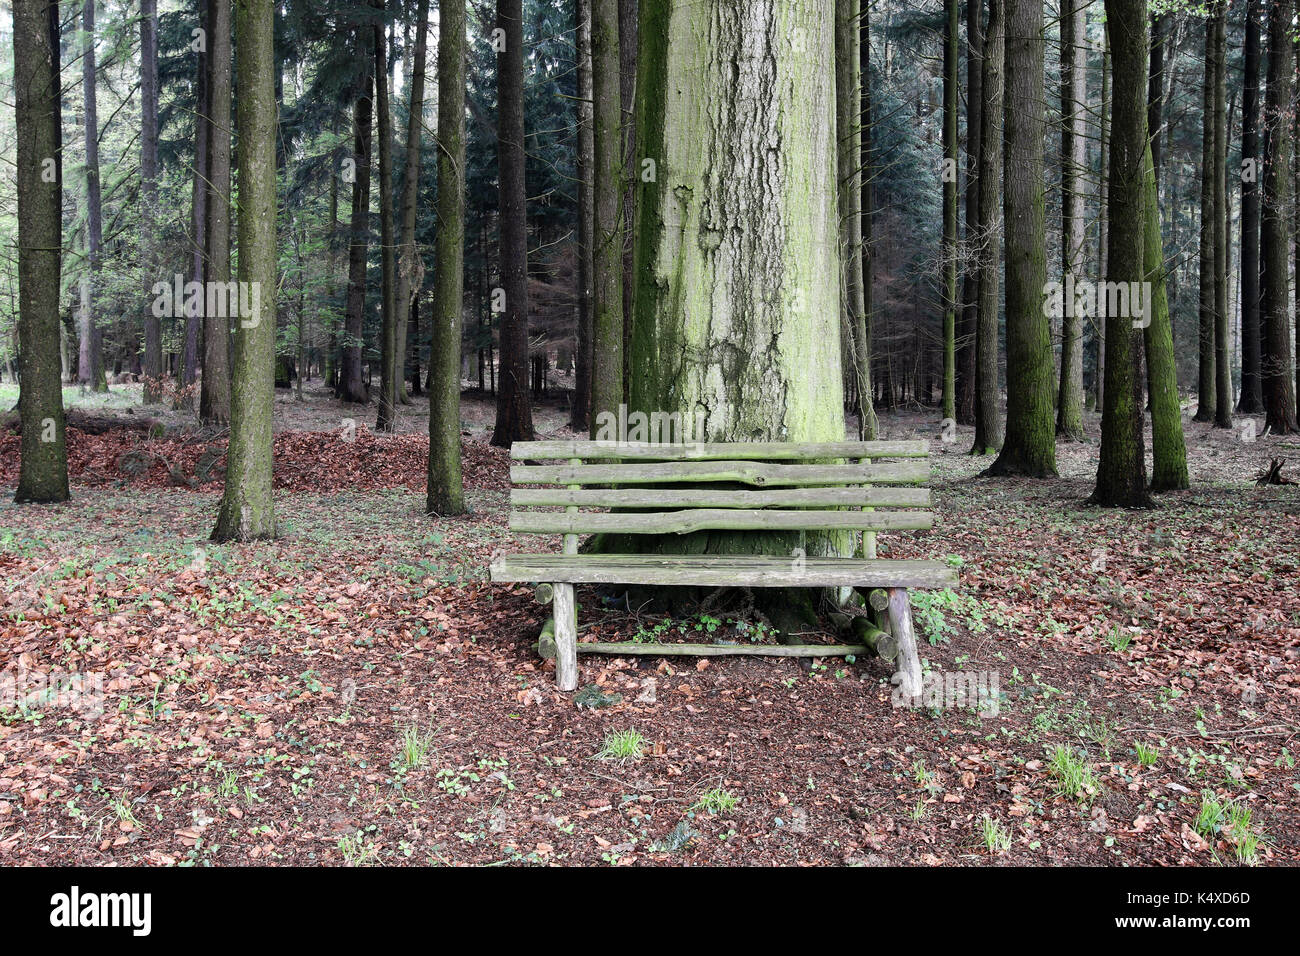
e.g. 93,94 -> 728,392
490,439 -> 957,695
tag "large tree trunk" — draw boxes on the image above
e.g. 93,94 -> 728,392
1193,13 -> 1215,423
1143,142 -> 1189,491
571,0 -> 594,432
491,0 -> 535,445
588,0 -> 623,435
79,0 -> 106,392
395,0 -> 429,408
213,0 -> 277,541
1056,0 -> 1086,440
970,0 -> 1003,455
619,0 -> 637,405
1260,0 -> 1298,433
1211,3 -> 1232,427
13,0 -> 70,503
1237,0 -> 1263,413
201,0 -> 233,424
427,0 -> 467,514
837,0 -> 873,439
940,0 -> 958,423
1093,0 -> 1151,507
141,0 -> 163,403
374,2 -> 399,433
341,43 -> 373,405
956,0 -> 982,426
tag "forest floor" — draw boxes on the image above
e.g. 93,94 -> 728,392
1,381 -> 1298,866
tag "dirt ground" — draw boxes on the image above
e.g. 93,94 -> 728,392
1,383 -> 1297,866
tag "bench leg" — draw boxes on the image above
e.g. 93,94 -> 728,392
887,587 -> 923,702
552,583 -> 578,691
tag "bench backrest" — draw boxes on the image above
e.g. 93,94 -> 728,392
508,440 -> 932,556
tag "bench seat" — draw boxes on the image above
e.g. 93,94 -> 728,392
492,554 -> 957,589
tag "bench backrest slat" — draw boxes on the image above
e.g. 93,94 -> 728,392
511,486 -> 931,508
511,459 -> 927,487
509,439 -> 929,461
511,509 -> 933,535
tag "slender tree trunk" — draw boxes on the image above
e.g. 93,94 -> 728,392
987,0 -> 1056,476
201,0 -> 233,424
213,0 -> 277,540
341,41 -> 373,405
1144,143 -> 1189,491
572,0 -> 594,431
859,1 -> 879,438
1056,0 -> 1086,440
1094,32 -> 1109,411
971,0 -> 1003,455
1212,3 -> 1232,427
395,0 -> 429,409
619,0 -> 637,405
1194,13 -> 1216,422
1237,0 -> 1263,413
940,0 -> 958,422
956,0 -> 982,426
185,0 -> 208,399
491,0 -> 535,445
141,0 -> 162,403
1261,0 -> 1297,432
375,2 -> 399,432
14,0 -> 70,503
838,0 -> 872,440
428,0 -> 467,512
1093,0 -> 1151,507
588,0 -> 622,436
79,0 -> 106,392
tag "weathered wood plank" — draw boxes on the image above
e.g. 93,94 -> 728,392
510,460 -> 929,487
510,508 -> 933,535
888,587 -> 923,700
491,554 -> 958,588
552,583 -> 577,691
562,641 -> 870,657
509,439 -> 930,461
511,486 -> 932,508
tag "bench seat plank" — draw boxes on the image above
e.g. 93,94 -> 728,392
510,440 -> 930,461
511,486 -> 931,508
491,554 -> 957,588
511,459 -> 928,487
510,508 -> 933,535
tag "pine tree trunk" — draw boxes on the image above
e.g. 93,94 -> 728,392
859,1 -> 879,439
971,0 -> 1003,455
1094,32 -> 1109,412
589,0 -> 623,434
185,0 -> 208,397
1260,0 -> 1298,433
1212,4 -> 1232,427
80,0 -> 106,392
1143,143 -> 1189,491
956,0 -> 982,426
13,0 -> 70,503
989,0 -> 1057,477
619,0 -> 637,405
340,45 -> 373,406
141,0 -> 163,403
1093,0 -> 1151,507
1237,0 -> 1263,413
427,0 -> 467,514
1056,0 -> 1086,440
1194,13 -> 1216,422
201,0 -> 233,424
571,0 -> 594,431
491,0 -> 535,445
396,0 -> 429,408
213,0 -> 277,541
375,3 -> 399,433
940,0 -> 958,423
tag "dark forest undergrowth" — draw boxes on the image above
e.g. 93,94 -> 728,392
1,389 -> 1297,866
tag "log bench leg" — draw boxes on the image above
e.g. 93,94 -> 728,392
552,582 -> 577,691
887,587 -> 923,702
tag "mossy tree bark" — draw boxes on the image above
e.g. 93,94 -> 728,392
1260,0 -> 1297,434
1142,142 -> 1189,492
13,0 -> 70,504
971,0 -> 1003,456
490,0 -> 535,446
986,0 -> 1056,478
201,0 -> 233,424
1093,0 -> 1152,508
427,0 -> 467,515
1056,0 -> 1086,441
213,0 -> 277,541
571,0 -> 594,432
589,0 -> 623,435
